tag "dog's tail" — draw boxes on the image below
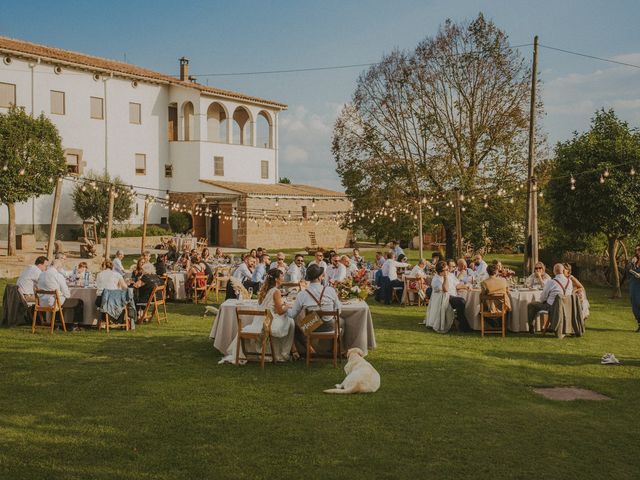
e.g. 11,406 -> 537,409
323,385 -> 358,394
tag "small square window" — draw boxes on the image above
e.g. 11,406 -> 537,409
164,165 -> 173,177
261,160 -> 269,179
51,90 -> 65,115
214,156 -> 224,176
129,102 -> 141,124
90,96 -> 103,119
0,82 -> 16,108
135,153 -> 146,175
66,153 -> 80,175
302,206 -> 308,219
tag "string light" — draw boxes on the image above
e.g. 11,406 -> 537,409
631,167 -> 636,176
600,174 -> 605,184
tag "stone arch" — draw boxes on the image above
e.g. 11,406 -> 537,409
182,101 -> 195,141
256,110 -> 273,148
232,106 -> 253,145
207,102 -> 229,142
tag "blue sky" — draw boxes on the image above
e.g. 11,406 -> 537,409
2,0 -> 640,189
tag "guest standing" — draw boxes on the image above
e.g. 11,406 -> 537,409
628,244 -> 640,332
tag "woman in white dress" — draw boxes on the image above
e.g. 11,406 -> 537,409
424,261 -> 454,333
219,268 -> 297,364
563,263 -> 590,320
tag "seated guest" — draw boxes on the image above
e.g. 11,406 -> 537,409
256,247 -> 265,258
379,252 -> 409,304
563,263 -> 589,320
155,253 -> 168,276
375,251 -> 385,268
431,252 -> 443,266
270,252 -> 288,275
133,263 -> 162,319
227,255 -> 259,299
526,262 -> 551,288
37,259 -> 84,324
308,250 -> 328,270
455,258 -> 474,284
70,262 -> 89,284
326,253 -> 347,285
409,259 -> 428,278
186,255 -> 207,298
527,263 -> 574,333
54,252 -> 71,278
142,250 -> 152,263
248,248 -> 257,259
473,254 -> 489,281
288,264 -> 342,351
167,240 -> 178,262
480,264 -> 512,314
340,255 -> 358,278
113,250 -> 126,275
286,254 -> 306,283
464,253 -> 473,268
252,253 -> 271,287
351,248 -> 364,267
176,253 -> 191,272
201,248 -> 211,262
131,258 -> 146,283
390,240 -> 404,258
17,256 -> 49,302
95,259 -> 128,307
445,262 -> 471,331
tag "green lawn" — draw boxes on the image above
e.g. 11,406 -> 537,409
1,256 -> 639,479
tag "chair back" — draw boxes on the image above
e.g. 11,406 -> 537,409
154,284 -> 167,304
194,272 -> 207,289
480,293 -> 508,315
34,288 -> 63,312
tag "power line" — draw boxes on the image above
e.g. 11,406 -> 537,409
539,43 -> 640,70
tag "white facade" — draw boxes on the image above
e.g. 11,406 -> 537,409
0,43 -> 284,236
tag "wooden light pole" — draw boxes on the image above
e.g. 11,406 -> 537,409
418,202 -> 424,259
454,189 -> 463,259
141,197 -> 149,255
104,187 -> 115,260
524,35 -> 539,275
46,177 -> 63,259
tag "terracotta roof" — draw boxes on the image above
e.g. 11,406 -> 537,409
199,180 -> 346,198
0,36 -> 287,109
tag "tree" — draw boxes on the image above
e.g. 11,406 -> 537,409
546,109 -> 640,298
0,106 -> 66,255
333,13 -> 534,258
72,171 -> 134,237
278,177 -> 291,184
169,211 -> 192,234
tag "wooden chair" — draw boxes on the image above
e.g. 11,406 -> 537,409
304,309 -> 341,368
191,272 -> 208,304
235,308 -> 275,368
213,267 -> 231,302
403,276 -> 426,307
479,293 -> 508,337
391,286 -> 403,304
98,309 -> 131,333
197,237 -> 208,249
138,285 -> 168,324
32,289 -> 67,334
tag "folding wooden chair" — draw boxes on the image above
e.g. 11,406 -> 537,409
235,308 -> 275,368
138,285 -> 168,324
191,272 -> 208,304
98,309 -> 131,333
304,309 -> 341,368
213,266 -> 231,302
479,293 -> 508,337
403,276 -> 425,306
32,289 -> 66,334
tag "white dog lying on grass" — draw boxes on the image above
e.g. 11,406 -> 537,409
324,348 -> 380,394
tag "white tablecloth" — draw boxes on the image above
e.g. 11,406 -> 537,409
458,288 -> 543,332
209,298 -> 376,355
69,287 -> 99,325
166,272 -> 187,300
173,236 -> 197,252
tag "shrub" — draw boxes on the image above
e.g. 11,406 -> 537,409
111,225 -> 171,238
169,212 -> 192,234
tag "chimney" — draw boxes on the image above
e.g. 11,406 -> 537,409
179,57 -> 189,81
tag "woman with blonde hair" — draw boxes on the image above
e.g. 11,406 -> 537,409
563,263 -> 590,320
526,262 -> 551,288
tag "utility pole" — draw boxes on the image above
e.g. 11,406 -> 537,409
524,35 -> 539,275
454,190 -> 463,259
418,203 -> 424,259
141,197 -> 149,255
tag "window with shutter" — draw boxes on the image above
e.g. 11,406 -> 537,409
129,102 -> 141,124
0,82 -> 16,108
90,96 -> 103,119
261,160 -> 269,179
66,153 -> 80,175
135,153 -> 146,175
214,156 -> 224,176
51,90 -> 65,115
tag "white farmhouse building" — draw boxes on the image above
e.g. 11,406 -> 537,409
0,36 -> 350,249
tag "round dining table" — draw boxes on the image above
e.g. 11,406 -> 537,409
69,286 -> 100,326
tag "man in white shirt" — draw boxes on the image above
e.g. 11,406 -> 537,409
473,254 -> 488,280
37,259 -> 84,324
341,255 -> 359,278
227,255 -> 259,299
379,252 -> 409,304
375,251 -> 385,268
325,254 -> 347,285
454,258 -> 474,284
252,254 -> 271,286
409,259 -> 428,279
390,240 -> 404,259
308,250 -> 328,271
17,256 -> 49,301
527,263 -> 574,332
113,250 -> 126,275
286,254 -> 306,283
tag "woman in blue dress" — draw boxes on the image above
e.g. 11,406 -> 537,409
628,244 -> 640,332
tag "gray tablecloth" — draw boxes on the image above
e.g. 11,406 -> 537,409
166,272 -> 187,300
173,236 -> 197,252
209,298 -> 376,355
459,288 -> 543,332
69,287 -> 100,326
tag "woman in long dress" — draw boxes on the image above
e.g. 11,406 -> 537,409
219,268 -> 297,364
628,245 -> 640,332
563,263 -> 590,320
424,261 -> 454,333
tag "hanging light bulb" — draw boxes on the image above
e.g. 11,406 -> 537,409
459,193 -> 465,201
385,199 -> 390,207
2,164 -> 7,171
538,191 -> 544,198
631,167 -> 636,176
484,202 -> 489,208
600,174 -> 605,184
19,168 -> 25,175
311,198 -> 316,208
604,168 -> 610,178
275,197 -> 279,207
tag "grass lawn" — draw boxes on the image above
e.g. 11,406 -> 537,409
1,255 -> 639,479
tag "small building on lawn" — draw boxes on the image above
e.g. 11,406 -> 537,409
170,180 -> 352,250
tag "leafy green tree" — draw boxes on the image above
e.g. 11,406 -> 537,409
71,171 -> 134,237
0,106 -> 66,255
168,211 -> 192,234
278,177 -> 291,184
547,109 -> 640,297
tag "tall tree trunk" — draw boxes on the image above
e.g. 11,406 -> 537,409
608,236 -> 621,299
444,221 -> 455,260
7,203 -> 16,256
